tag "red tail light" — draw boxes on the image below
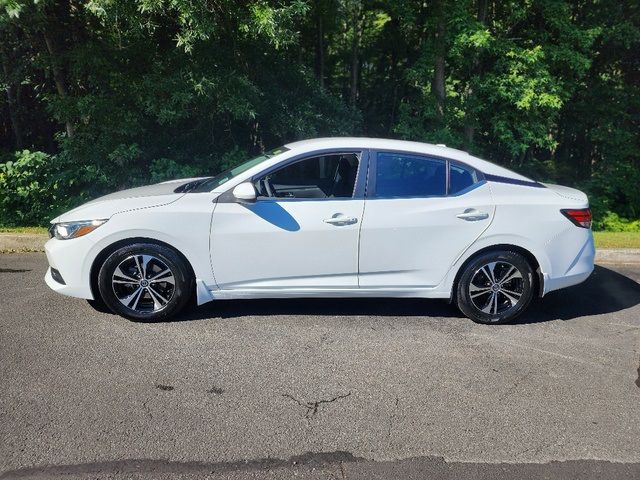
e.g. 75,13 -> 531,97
560,208 -> 592,229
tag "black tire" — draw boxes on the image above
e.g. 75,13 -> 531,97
456,250 -> 534,324
87,297 -> 113,314
97,243 -> 194,322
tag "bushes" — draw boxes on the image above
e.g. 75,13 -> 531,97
593,212 -> 640,232
0,150 -> 112,226
149,158 -> 203,184
0,150 -> 65,226
1,149 -> 638,232
0,148 -> 256,226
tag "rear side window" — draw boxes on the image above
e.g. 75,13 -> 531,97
449,163 -> 480,195
374,152 -> 446,198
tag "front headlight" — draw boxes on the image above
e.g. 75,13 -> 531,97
49,219 -> 108,240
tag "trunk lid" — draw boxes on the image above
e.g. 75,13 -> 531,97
542,183 -> 589,205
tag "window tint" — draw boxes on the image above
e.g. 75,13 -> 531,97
449,163 -> 480,195
255,153 -> 360,199
375,153 -> 446,197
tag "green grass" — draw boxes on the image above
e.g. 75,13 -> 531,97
0,226 -> 48,234
593,231 -> 640,249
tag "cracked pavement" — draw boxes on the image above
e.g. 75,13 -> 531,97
1,253 -> 639,479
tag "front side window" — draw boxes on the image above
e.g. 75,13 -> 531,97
375,152 -> 446,198
255,153 -> 360,199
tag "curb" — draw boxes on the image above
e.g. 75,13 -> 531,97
0,233 -> 48,253
1,233 -> 640,264
593,248 -> 640,265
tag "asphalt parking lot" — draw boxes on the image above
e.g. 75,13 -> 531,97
1,253 -> 639,479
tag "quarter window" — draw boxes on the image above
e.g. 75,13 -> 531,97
449,163 -> 480,195
374,152 -> 446,198
255,153 -> 360,199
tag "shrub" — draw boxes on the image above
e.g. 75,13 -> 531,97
0,150 -> 68,226
149,158 -> 202,184
593,211 -> 640,232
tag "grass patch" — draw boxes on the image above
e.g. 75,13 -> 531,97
0,226 -> 48,234
593,231 -> 640,249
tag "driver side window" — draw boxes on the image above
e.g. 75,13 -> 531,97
255,153 -> 360,199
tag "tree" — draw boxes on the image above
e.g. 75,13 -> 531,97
0,0 -> 639,227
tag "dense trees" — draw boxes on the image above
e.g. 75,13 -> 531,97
0,0 -> 638,227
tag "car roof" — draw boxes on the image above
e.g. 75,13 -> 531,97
284,137 -> 532,181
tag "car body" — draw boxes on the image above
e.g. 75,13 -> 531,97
44,137 -> 595,323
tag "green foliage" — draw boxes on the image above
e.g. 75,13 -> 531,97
0,151 -> 66,226
0,0 -> 638,229
149,158 -> 203,184
593,212 -> 640,233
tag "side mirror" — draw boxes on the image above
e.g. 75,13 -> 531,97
232,182 -> 257,203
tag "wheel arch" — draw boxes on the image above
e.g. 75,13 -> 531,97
450,243 -> 544,301
89,237 -> 196,303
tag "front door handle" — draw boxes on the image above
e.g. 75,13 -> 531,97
456,208 -> 489,221
324,213 -> 358,226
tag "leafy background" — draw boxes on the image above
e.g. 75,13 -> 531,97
0,0 -> 638,230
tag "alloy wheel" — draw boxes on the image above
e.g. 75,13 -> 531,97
468,261 -> 524,316
111,254 -> 176,313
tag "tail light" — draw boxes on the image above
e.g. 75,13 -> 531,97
560,208 -> 592,229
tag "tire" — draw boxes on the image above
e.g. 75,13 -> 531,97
456,250 -> 534,324
97,243 -> 194,322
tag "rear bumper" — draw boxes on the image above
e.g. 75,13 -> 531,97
543,269 -> 593,295
543,233 -> 595,295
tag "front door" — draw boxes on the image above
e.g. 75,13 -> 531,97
210,151 -> 366,290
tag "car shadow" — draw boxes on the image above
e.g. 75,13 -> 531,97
514,265 -> 640,324
175,266 -> 639,324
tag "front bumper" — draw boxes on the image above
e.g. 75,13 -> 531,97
44,236 -> 95,299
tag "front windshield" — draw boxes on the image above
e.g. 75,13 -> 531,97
191,146 -> 290,193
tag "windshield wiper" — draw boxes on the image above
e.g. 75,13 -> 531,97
173,178 -> 211,193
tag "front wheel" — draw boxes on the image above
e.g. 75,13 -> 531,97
97,243 -> 194,322
456,250 -> 534,324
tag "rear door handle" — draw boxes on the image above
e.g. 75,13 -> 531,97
456,208 -> 489,221
324,214 -> 358,226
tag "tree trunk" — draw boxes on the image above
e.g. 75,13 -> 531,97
464,0 -> 489,146
315,1 -> 325,89
477,0 -> 488,23
1,50 -> 23,149
43,28 -> 74,138
349,2 -> 362,106
432,2 -> 446,120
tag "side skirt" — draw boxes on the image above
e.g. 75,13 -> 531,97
197,285 -> 451,303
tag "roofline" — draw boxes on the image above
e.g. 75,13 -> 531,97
283,137 -> 534,182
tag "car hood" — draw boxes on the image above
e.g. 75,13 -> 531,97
51,177 -> 208,223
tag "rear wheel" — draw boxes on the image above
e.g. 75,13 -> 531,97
456,250 -> 534,324
97,243 -> 194,322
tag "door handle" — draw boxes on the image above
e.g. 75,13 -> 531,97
324,214 -> 358,226
456,208 -> 489,221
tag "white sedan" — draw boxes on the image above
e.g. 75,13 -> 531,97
45,138 -> 595,324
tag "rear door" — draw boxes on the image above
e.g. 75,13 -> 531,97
358,151 -> 494,288
210,150 -> 368,289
